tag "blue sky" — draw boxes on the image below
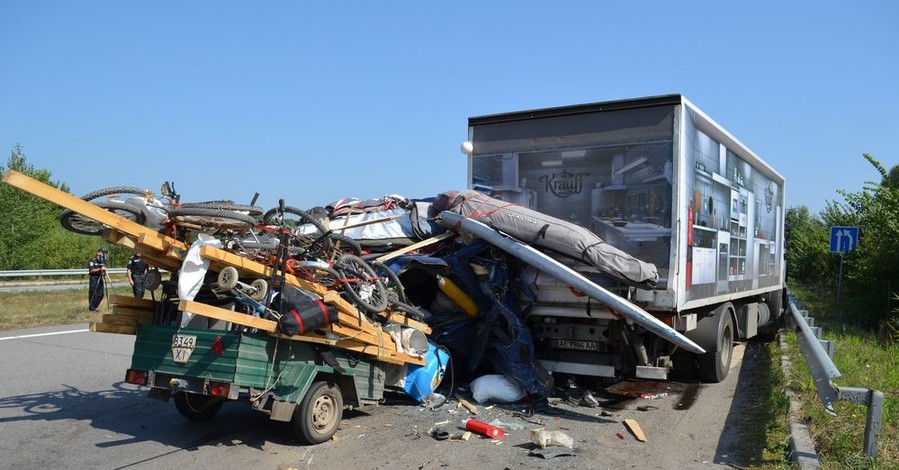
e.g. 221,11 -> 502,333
1,2 -> 896,215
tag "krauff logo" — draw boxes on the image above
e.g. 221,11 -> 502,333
540,170 -> 589,198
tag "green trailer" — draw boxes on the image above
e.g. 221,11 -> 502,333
125,325 -> 387,444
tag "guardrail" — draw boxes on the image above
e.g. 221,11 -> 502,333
0,268 -> 128,278
787,294 -> 884,459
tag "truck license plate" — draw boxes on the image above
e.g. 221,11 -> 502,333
171,334 -> 197,364
554,339 -> 602,352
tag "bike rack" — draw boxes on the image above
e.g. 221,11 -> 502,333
787,296 -> 884,459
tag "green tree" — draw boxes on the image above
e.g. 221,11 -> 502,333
784,205 -> 828,286
825,154 -> 899,327
0,144 -> 114,269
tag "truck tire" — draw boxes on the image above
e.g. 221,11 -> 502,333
173,392 -> 223,421
292,381 -> 343,444
696,308 -> 734,383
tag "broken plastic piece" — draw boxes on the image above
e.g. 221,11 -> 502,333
529,429 -> 574,449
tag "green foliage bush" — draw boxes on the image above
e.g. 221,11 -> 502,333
786,153 -> 899,330
0,144 -> 127,270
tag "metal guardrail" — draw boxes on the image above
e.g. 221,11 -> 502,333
0,268 -> 127,278
787,294 -> 884,459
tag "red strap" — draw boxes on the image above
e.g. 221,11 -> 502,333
315,300 -> 330,325
290,309 -> 305,335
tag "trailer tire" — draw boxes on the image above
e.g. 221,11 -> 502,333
695,307 -> 734,383
173,392 -> 223,421
293,381 -> 343,444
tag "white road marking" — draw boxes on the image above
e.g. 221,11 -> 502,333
0,328 -> 90,341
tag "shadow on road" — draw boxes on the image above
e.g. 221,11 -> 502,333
713,339 -> 782,467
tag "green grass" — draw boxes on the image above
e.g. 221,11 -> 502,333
0,285 -> 133,331
789,285 -> 899,469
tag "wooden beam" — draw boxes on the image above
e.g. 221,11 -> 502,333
374,231 -> 453,263
90,322 -> 137,335
179,300 -> 278,333
377,310 -> 432,334
2,170 -> 188,251
110,306 -> 155,318
101,314 -> 152,326
109,295 -> 157,309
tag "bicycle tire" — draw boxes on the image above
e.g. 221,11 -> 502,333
335,253 -> 389,314
167,207 -> 257,231
290,260 -> 342,289
181,201 -> 264,217
390,300 -> 426,322
81,186 -> 148,201
370,261 -> 407,304
59,200 -> 147,235
263,206 -> 327,235
326,232 -> 362,257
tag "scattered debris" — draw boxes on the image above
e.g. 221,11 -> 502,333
528,447 -> 577,459
464,418 -> 505,438
529,429 -> 574,449
623,419 -> 646,442
454,395 -> 479,415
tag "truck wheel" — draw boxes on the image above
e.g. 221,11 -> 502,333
173,392 -> 223,421
292,381 -> 343,444
697,311 -> 734,383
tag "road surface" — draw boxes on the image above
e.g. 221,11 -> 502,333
0,324 -> 769,469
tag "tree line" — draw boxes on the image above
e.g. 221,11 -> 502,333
786,153 -> 899,333
0,145 -> 130,270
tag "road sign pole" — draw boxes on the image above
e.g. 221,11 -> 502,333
837,252 -> 844,303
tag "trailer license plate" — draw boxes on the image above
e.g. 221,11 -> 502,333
171,334 -> 197,364
554,339 -> 602,352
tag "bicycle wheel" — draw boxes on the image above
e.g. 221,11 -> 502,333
326,232 -> 362,257
59,200 -> 147,235
167,207 -> 257,231
182,201 -> 264,217
289,260 -> 342,289
263,206 -> 327,235
370,261 -> 407,304
335,254 -> 389,314
81,186 -> 148,202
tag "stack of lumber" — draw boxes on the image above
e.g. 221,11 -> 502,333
90,295 -> 156,335
3,170 -> 429,366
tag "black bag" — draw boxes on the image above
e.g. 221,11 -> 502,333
274,286 -> 338,336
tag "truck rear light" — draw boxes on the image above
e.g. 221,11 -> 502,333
126,369 -> 148,385
209,381 -> 231,397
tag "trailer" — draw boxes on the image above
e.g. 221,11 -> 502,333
464,94 -> 786,382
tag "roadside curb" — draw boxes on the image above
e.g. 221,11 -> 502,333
780,333 -> 821,469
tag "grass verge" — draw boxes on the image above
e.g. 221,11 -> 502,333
789,285 -> 898,469
0,285 -> 133,331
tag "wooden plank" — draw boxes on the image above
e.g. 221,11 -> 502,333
198,245 -> 327,295
110,295 -> 157,309
3,170 -> 188,251
377,310 -> 432,335
101,314 -> 152,326
110,306 -> 154,319
374,231 -> 453,263
90,322 -> 137,335
101,231 -> 182,272
623,418 -> 646,442
179,300 -> 278,333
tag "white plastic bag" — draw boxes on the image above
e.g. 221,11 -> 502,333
178,233 -> 222,327
470,374 -> 526,403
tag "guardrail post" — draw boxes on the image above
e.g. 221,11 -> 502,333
836,387 -> 884,458
787,297 -> 884,460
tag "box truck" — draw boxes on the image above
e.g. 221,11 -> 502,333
464,94 -> 786,382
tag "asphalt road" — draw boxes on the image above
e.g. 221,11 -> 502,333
0,324 -> 767,469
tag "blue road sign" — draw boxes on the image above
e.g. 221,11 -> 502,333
830,226 -> 859,253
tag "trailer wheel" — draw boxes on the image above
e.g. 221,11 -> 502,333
697,311 -> 734,383
173,392 -> 223,421
292,381 -> 343,444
